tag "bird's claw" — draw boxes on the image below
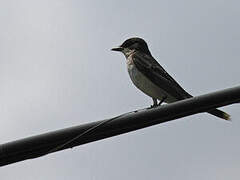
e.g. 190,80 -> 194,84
149,104 -> 159,109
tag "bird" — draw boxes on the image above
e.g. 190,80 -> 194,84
111,37 -> 230,120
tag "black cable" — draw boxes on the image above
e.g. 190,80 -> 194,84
46,111 -> 136,154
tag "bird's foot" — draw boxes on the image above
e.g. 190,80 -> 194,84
158,96 -> 167,106
149,104 -> 159,109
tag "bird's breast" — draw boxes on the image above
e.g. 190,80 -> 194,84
127,63 -> 171,101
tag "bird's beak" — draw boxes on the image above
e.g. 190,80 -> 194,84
111,46 -> 124,52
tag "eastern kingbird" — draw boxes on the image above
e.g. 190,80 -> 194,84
112,37 -> 230,120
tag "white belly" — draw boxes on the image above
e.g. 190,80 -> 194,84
127,64 -> 177,103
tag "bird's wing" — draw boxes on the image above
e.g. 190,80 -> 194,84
132,52 -> 192,100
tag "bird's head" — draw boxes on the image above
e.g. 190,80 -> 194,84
111,37 -> 151,56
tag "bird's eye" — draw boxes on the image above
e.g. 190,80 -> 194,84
125,42 -> 133,48
122,40 -> 136,48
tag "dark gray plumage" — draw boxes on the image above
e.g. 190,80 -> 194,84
112,37 -> 230,120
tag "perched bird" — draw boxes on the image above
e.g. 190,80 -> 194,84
112,37 -> 230,120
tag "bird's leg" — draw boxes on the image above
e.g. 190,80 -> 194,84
158,96 -> 167,106
150,98 -> 158,108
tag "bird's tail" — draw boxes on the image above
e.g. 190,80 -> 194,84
207,109 -> 231,121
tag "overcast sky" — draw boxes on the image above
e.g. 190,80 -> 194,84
1,0 -> 240,179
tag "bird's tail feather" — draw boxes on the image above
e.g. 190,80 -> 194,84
207,109 -> 231,121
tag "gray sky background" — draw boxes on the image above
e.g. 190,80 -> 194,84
1,0 -> 240,179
